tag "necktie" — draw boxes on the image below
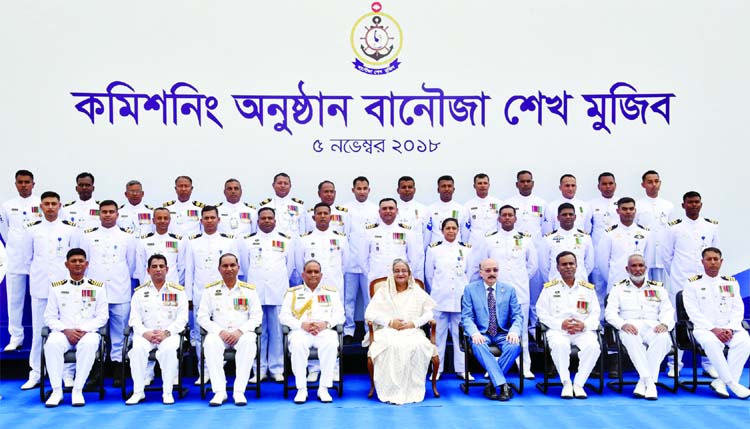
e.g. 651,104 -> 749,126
487,286 -> 498,336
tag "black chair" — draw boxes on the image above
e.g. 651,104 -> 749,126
39,325 -> 108,402
199,325 -> 262,399
282,324 -> 344,398
535,321 -> 605,394
121,325 -> 191,400
457,323 -> 524,395
674,291 -> 750,392
603,292 -> 678,394
366,277 -> 439,399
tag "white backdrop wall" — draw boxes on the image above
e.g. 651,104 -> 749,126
1,1 -> 748,273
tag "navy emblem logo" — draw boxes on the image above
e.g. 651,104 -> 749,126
351,2 -> 403,75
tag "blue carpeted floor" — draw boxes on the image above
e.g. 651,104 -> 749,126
1,372 -> 748,429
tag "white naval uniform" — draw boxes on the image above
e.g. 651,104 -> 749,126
216,201 -> 257,236
424,240 -> 473,374
198,280 -> 262,394
538,229 -> 594,282
543,197 -> 593,235
43,278 -> 108,391
0,241 -> 6,281
61,199 -> 100,231
605,279 -> 674,384
536,279 -> 601,386
238,229 -> 295,376
473,228 -> 538,370
279,284 -> 345,390
137,232 -> 185,286
0,194 -> 41,344
118,202 -> 155,237
21,218 -> 79,380
258,196 -> 306,238
464,195 -> 503,244
184,231 -> 239,364
596,223 -> 653,290
78,225 -> 139,362
163,200 -> 204,238
588,196 -> 619,304
361,222 -> 424,284
683,274 -> 750,386
340,199 -> 379,336
635,196 -> 674,282
396,199 -> 428,250
663,217 -> 720,302
295,229 -> 349,301
305,205 -> 351,235
128,281 -> 188,395
424,200 -> 470,248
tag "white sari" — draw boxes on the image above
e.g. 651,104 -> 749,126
365,275 -> 437,404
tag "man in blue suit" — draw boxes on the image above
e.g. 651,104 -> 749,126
462,258 -> 523,401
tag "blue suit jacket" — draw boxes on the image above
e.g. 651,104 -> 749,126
461,280 -> 523,337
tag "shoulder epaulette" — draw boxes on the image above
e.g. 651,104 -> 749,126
84,227 -> 99,234
520,231 -> 531,238
299,231 -> 311,237
485,230 -> 498,237
307,207 -> 314,213
545,230 -> 559,237
322,285 -> 337,292
398,222 -> 412,230
87,279 -> 104,287
688,274 -> 703,282
239,281 -> 255,290
429,241 -> 442,248
133,281 -> 151,292
543,279 -> 560,288
335,205 -> 348,212
120,227 -> 134,234
577,280 -> 595,289
615,279 -> 628,286
244,202 -> 256,209
721,275 -> 736,282
145,204 -> 154,210
220,233 -> 234,239
366,223 -> 379,229
205,280 -> 222,289
26,220 -> 42,228
646,280 -> 663,287
286,285 -> 303,294
167,282 -> 185,291
168,233 -> 182,240
118,204 -> 125,209
278,232 -> 290,239
189,233 -> 202,240
606,225 -> 618,233
576,229 -> 588,235
243,232 -> 257,239
214,202 -> 224,207
704,218 -> 718,225
63,200 -> 76,207
459,242 -> 471,248
193,201 -> 205,208
513,233 -> 525,240
668,219 -> 682,226
333,230 -> 346,237
162,200 -> 176,207
51,279 -> 68,287
637,224 -> 650,231
95,200 -> 101,205
140,232 -> 154,239
61,220 -> 76,227
259,198 -> 272,206
291,197 -> 304,205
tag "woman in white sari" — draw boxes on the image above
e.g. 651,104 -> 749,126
365,259 -> 437,404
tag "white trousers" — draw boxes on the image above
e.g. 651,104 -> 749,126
129,334 -> 181,394
618,322 -> 672,381
44,331 -> 100,390
204,332 -> 257,394
29,297 -> 47,380
692,328 -> 750,385
108,302 -> 130,362
288,329 -> 338,390
434,310 -> 465,373
6,273 -> 28,342
547,330 -> 601,386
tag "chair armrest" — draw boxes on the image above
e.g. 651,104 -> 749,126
124,326 -> 133,336
41,326 -> 50,337
200,327 -> 208,337
535,321 -> 548,343
97,325 -> 108,336
254,325 -> 262,335
282,325 -> 291,335
333,324 -> 343,334
742,319 -> 749,330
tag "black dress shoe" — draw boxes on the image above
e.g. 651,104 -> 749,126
483,382 -> 499,400
498,383 -> 512,401
343,335 -> 354,345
